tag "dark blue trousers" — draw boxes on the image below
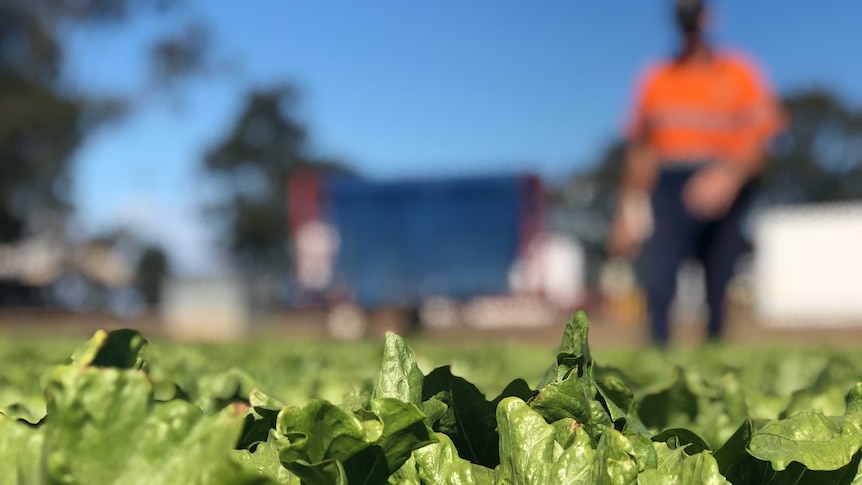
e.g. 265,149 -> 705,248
644,166 -> 752,344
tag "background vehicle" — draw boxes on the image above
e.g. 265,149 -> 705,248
287,171 -> 583,338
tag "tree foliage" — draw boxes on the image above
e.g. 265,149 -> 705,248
0,2 -> 83,242
760,90 -> 862,205
135,244 -> 170,306
0,0 -> 208,245
203,85 -> 353,272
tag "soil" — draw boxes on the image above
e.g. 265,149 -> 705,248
2,306 -> 862,351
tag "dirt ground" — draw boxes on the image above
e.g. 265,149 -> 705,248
2,306 -> 862,351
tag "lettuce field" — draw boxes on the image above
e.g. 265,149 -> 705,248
2,312 -> 862,484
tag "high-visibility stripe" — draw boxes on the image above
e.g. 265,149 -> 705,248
647,102 -> 780,133
648,109 -> 744,132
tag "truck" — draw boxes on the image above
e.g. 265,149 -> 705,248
286,171 -> 582,338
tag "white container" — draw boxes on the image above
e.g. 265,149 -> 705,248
161,276 -> 251,340
754,203 -> 862,326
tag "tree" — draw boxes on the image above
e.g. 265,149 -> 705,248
0,2 -> 86,242
0,0 -> 210,244
136,245 -> 170,306
757,89 -> 862,206
0,0 -> 218,312
203,85 -> 353,275
557,139 -> 626,286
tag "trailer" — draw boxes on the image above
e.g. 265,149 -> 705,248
286,171 -> 579,337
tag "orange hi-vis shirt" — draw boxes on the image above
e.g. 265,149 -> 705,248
627,50 -> 785,168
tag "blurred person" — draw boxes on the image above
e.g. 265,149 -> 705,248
607,0 -> 785,344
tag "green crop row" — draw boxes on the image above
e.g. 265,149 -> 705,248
2,313 -> 862,484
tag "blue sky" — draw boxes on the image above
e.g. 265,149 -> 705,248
63,0 -> 862,274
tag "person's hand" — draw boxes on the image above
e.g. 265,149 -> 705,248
683,165 -> 746,220
607,214 -> 640,260
606,193 -> 652,260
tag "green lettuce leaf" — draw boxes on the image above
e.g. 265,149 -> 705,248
714,418 -> 758,482
0,414 -> 44,485
374,333 -> 424,406
412,432 -> 487,484
423,366 -> 499,468
496,396 -> 595,484
530,372 -> 613,444
277,397 -> 435,484
42,365 -> 265,485
490,379 -> 539,410
590,426 -> 640,485
635,367 -> 698,432
235,431 -> 299,484
69,328 -> 147,370
852,453 -> 862,485
193,368 -> 258,414
238,388 -> 286,451
651,428 -> 711,455
422,397 -> 448,426
538,311 -> 594,389
529,311 -> 616,444
748,385 -> 862,472
637,442 -> 729,485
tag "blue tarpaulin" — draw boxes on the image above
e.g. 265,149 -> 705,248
321,175 -> 538,308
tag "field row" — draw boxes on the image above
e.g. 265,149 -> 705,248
2,313 -> 862,483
